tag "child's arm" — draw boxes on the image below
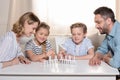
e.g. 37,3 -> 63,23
25,50 -> 47,62
72,48 -> 94,60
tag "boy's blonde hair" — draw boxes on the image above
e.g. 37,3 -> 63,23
12,12 -> 40,37
70,22 -> 87,34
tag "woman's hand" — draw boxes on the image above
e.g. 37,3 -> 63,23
11,57 -> 19,65
18,56 -> 31,64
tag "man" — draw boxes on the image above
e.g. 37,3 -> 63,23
89,6 -> 120,68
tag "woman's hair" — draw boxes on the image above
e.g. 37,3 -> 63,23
12,12 -> 40,36
36,22 -> 50,54
94,6 -> 115,22
70,22 -> 87,34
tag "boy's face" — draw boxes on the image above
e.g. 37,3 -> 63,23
71,27 -> 86,45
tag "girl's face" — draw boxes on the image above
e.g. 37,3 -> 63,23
24,20 -> 39,37
35,27 -> 49,44
71,27 -> 86,45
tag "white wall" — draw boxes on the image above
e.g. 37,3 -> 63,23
0,0 -> 10,36
0,0 -> 119,50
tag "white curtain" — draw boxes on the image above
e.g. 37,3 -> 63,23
116,0 -> 120,22
32,0 -> 115,36
7,0 -> 32,31
6,0 -> 120,33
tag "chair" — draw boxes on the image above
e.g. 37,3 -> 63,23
55,36 -> 68,54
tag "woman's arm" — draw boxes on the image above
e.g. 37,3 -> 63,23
2,58 -> 19,68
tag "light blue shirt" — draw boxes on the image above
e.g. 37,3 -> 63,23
0,31 -> 24,69
96,21 -> 120,68
62,37 -> 94,56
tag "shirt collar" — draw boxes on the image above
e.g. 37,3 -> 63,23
107,21 -> 118,40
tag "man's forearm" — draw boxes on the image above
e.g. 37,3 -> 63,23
95,52 -> 104,60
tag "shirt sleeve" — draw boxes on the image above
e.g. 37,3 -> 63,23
0,36 -> 13,62
25,40 -> 33,51
0,35 -> 13,68
16,46 -> 24,57
109,36 -> 120,68
96,37 -> 109,54
86,39 -> 94,50
0,63 -> 2,69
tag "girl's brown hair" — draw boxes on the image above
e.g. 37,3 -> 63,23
12,12 -> 40,37
36,22 -> 50,54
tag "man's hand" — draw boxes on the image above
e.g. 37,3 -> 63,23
89,56 -> 101,66
103,54 -> 111,64
89,53 -> 103,66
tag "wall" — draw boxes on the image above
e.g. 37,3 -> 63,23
116,0 -> 120,22
0,0 -> 10,36
1,0 -> 120,51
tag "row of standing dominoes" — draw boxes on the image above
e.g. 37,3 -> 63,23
47,55 -> 76,64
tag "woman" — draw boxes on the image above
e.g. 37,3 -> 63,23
0,12 -> 40,69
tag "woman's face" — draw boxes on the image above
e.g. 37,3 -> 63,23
23,20 -> 39,37
71,27 -> 86,45
35,27 -> 49,43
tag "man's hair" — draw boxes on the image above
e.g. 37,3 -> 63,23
94,6 -> 115,22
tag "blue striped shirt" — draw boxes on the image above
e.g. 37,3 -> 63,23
62,37 -> 94,56
0,31 -> 24,69
25,39 -> 52,55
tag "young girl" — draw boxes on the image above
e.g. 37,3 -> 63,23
25,22 -> 55,62
58,22 -> 94,60
0,12 -> 40,69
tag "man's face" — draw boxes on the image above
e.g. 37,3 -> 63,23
94,14 -> 109,34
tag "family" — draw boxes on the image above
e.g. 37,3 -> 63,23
0,6 -> 120,70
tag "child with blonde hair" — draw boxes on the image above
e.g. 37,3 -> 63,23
58,22 -> 94,60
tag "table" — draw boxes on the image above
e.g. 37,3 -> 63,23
0,60 -> 119,80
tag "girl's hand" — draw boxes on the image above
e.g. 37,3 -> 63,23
39,58 -> 46,62
57,50 -> 66,59
46,50 -> 55,58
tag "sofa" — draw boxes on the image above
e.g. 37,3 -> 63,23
20,33 -> 105,54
